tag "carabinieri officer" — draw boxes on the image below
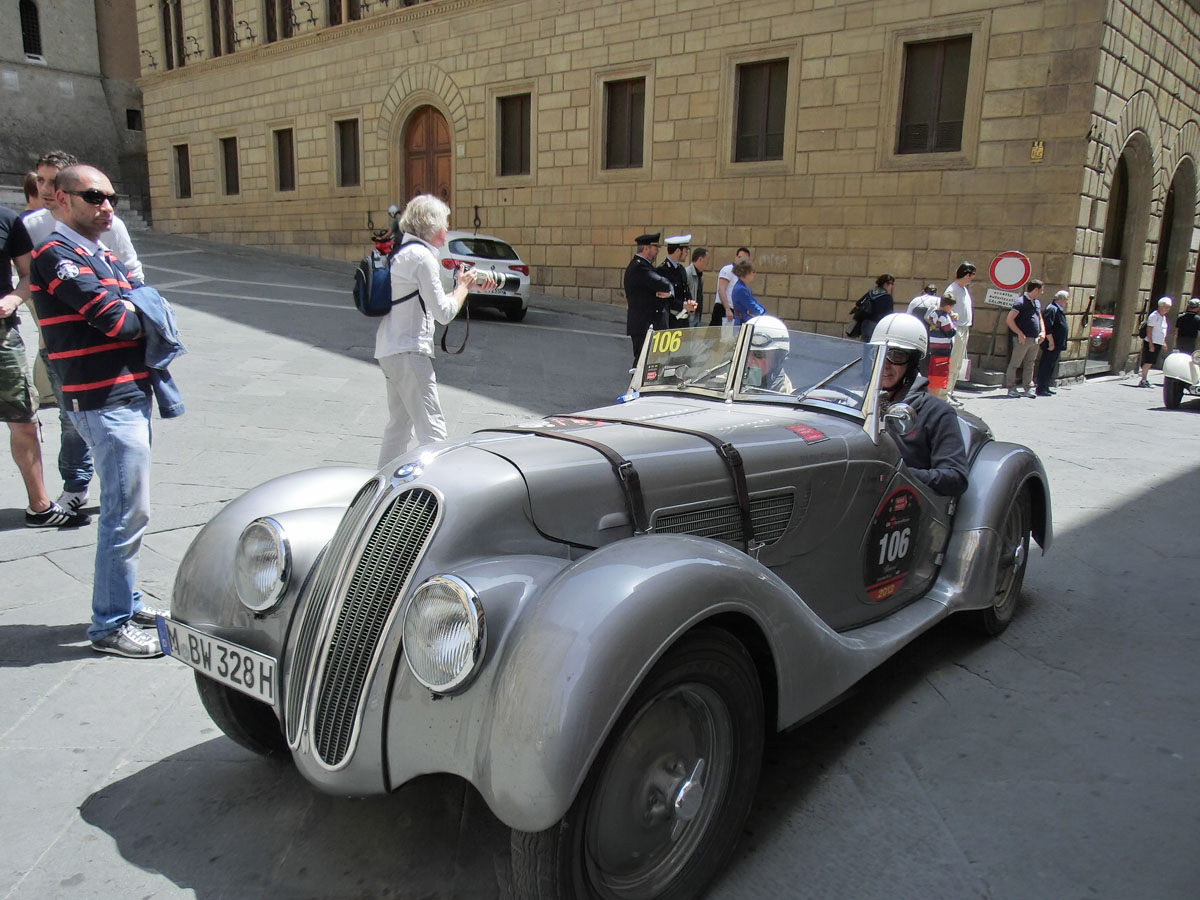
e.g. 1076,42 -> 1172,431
623,232 -> 675,362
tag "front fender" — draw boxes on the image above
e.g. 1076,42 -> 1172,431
171,466 -> 374,658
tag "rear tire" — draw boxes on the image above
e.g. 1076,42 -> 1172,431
1163,377 -> 1184,409
195,672 -> 289,758
963,490 -> 1031,636
508,628 -> 764,900
506,306 -> 528,322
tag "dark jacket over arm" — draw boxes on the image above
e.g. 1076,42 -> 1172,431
893,379 -> 969,497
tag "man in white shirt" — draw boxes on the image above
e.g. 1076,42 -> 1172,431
715,247 -> 751,325
21,151 -> 145,513
942,261 -> 976,406
24,150 -> 143,282
1139,297 -> 1172,387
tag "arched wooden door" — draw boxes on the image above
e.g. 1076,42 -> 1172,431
404,105 -> 452,202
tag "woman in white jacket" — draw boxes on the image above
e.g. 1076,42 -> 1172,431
375,194 -> 493,466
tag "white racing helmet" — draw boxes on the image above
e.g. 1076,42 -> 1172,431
871,312 -> 928,360
746,315 -> 790,354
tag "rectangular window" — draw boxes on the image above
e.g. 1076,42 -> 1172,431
897,36 -> 971,154
273,128 -> 296,192
161,0 -> 185,69
220,136 -> 240,196
733,59 -> 788,163
498,94 -> 531,177
173,144 -> 192,199
604,78 -> 644,170
335,118 -> 360,187
209,0 -> 235,57
327,0 -> 362,25
126,108 -> 143,131
263,0 -> 293,44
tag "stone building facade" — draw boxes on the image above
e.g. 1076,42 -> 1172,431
1,0 -> 149,213
134,0 -> 1200,376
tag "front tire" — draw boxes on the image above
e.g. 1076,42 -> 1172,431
1163,377 -> 1185,409
509,628 -> 764,900
964,490 -> 1031,636
195,672 -> 289,758
505,306 -> 528,322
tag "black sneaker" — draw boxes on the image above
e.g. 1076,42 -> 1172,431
130,604 -> 169,629
25,501 -> 90,528
91,622 -> 163,659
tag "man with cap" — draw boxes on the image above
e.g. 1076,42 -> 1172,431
1174,297 -> 1200,355
657,234 -> 696,328
624,233 -> 677,361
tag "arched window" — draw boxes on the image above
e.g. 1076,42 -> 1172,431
20,0 -> 43,57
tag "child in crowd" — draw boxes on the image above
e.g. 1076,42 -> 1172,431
927,291 -> 957,396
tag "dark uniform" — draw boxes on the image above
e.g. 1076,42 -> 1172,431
891,376 -> 968,497
657,256 -> 692,328
1036,297 -> 1068,394
624,235 -> 675,361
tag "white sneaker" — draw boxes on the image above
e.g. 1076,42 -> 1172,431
56,490 -> 88,512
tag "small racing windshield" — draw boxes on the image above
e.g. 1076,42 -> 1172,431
634,323 -> 879,413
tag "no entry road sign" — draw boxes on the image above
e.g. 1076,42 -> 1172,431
989,251 -> 1031,291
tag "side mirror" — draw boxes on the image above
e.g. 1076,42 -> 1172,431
883,402 -> 917,438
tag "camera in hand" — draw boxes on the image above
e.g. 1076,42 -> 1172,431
461,264 -> 521,293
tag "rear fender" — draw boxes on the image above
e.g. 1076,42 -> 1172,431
954,441 -> 1051,552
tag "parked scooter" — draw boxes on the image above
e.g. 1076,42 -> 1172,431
1162,349 -> 1200,409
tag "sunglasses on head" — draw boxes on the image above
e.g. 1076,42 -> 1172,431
885,348 -> 912,364
66,189 -> 120,208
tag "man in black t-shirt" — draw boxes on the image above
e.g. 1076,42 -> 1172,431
1,206 -> 86,527
1175,298 -> 1200,355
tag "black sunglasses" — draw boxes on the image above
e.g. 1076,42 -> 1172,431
885,348 -> 912,364
66,189 -> 120,208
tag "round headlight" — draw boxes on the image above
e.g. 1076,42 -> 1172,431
233,517 -> 291,612
402,574 -> 485,694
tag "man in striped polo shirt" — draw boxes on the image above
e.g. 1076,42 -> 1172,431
30,165 -> 165,659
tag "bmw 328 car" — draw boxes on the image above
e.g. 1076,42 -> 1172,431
159,318 -> 1051,900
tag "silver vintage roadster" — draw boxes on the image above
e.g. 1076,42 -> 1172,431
160,321 -> 1050,900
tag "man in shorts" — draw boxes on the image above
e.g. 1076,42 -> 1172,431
1,205 -> 87,527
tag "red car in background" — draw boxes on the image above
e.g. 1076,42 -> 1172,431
1090,314 -> 1115,354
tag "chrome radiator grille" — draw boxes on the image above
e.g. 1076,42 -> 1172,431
653,492 -> 796,545
311,487 -> 439,767
285,478 -> 382,746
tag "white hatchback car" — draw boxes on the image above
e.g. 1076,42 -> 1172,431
436,230 -> 530,322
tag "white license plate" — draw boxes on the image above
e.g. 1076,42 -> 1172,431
157,616 -> 277,705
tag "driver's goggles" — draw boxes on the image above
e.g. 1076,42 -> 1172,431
885,348 -> 912,364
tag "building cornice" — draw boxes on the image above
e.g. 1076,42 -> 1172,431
138,0 -> 488,87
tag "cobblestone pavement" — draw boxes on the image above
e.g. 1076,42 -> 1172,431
1,233 -> 1196,899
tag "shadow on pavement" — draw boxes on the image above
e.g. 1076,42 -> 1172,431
0,622 -> 93,667
80,748 -> 510,900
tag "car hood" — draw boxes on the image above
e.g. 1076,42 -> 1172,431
470,396 -> 859,547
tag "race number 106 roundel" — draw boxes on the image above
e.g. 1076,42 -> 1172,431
864,487 -> 921,603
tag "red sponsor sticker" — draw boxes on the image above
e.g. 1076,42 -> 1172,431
787,424 -> 828,443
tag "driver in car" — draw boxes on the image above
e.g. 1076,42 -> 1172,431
741,315 -> 793,393
873,313 -> 969,497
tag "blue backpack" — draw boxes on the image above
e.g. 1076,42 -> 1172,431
353,240 -> 427,317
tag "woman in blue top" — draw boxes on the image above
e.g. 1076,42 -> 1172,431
729,259 -> 765,325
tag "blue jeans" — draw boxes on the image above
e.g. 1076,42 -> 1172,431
39,348 -> 94,493
66,395 -> 153,640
